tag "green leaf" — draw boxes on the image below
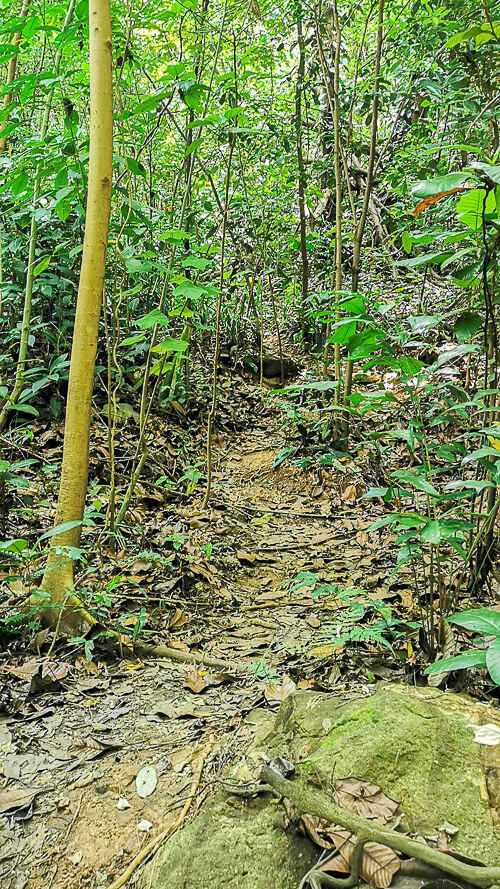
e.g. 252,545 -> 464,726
485,638 -> 500,685
119,334 -> 146,347
449,608 -> 500,637
456,188 -> 496,230
454,311 -> 482,343
137,310 -> 170,330
396,252 -> 451,269
11,172 -> 29,196
33,256 -> 51,277
151,337 -> 189,354
37,520 -> 83,543
424,651 -> 487,674
390,470 -> 439,498
125,156 -> 146,177
185,137 -> 203,157
181,255 -> 211,270
470,162 -> 500,185
402,231 -> 412,254
412,173 -> 471,199
420,520 -> 441,544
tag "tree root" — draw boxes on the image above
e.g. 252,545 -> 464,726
300,839 -> 366,889
260,766 -> 500,889
108,734 -> 215,889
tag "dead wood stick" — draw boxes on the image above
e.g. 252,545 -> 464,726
108,735 -> 215,889
260,766 -> 500,889
134,640 -> 247,673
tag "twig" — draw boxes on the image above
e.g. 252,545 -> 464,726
108,735 -> 215,889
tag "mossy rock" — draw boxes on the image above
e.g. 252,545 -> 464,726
140,685 -> 500,888
140,793 -> 317,889
262,684 -> 500,865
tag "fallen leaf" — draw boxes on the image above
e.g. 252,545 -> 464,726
237,551 -> 257,564
184,670 -> 207,694
265,675 -> 296,704
333,777 -> 399,822
469,724 -> 500,745
325,828 -> 400,888
169,608 -> 186,629
136,765 -> 158,798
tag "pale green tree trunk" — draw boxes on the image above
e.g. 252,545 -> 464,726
34,0 -> 113,632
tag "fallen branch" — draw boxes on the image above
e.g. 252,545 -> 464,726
260,766 -> 500,889
108,735 -> 215,889
134,640 -> 246,673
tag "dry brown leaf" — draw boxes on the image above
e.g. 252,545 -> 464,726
237,550 -> 257,564
184,670 -> 207,694
324,828 -> 400,888
333,777 -> 399,823
356,530 -> 370,546
300,813 -> 332,848
342,484 -> 357,503
264,674 -> 296,704
169,608 -> 186,629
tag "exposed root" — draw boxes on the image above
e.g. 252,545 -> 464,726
260,766 -> 500,889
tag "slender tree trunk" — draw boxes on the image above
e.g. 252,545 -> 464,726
342,0 -> 384,435
0,0 -> 31,157
34,0 -> 113,631
295,8 -> 309,337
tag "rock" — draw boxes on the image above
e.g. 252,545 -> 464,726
140,685 -> 500,889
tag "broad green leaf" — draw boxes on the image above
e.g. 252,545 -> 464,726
151,337 -> 189,354
137,310 -> 170,330
38,520 -> 83,543
185,137 -> 203,157
449,608 -> 500,637
457,188 -> 496,230
396,252 -> 451,269
470,162 -> 500,185
119,334 -> 146,347
181,256 -> 210,270
486,639 -> 500,685
391,470 -> 439,498
402,231 -> 412,254
420,520 -> 441,544
11,172 -> 29,196
33,256 -> 51,276
454,311 -> 482,343
412,173 -> 471,199
424,651 -> 487,674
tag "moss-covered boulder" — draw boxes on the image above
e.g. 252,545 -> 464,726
140,685 -> 500,889
139,794 -> 318,889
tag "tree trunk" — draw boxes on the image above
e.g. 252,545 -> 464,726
0,0 -> 31,157
34,0 -> 113,632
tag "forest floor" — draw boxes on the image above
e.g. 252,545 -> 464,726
1,349 -> 499,889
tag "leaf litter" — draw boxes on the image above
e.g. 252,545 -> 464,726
0,358 -> 492,889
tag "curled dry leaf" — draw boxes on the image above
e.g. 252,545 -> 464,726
264,675 -> 297,704
169,608 -> 186,629
323,828 -> 400,889
184,670 -> 207,694
237,550 -> 257,564
333,777 -> 399,823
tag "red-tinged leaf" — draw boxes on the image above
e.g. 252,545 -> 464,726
413,188 -> 466,216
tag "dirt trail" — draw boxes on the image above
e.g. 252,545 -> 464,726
0,399 -> 395,889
